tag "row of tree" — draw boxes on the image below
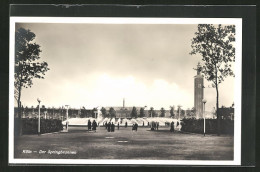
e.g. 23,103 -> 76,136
99,106 -> 195,119
18,105 -> 197,119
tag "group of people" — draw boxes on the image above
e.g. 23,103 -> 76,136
104,121 -> 116,132
150,121 -> 160,131
87,120 -> 179,133
87,119 -> 97,132
132,123 -> 138,131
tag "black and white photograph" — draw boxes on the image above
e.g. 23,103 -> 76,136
9,17 -> 242,165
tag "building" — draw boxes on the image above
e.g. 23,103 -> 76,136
194,63 -> 204,119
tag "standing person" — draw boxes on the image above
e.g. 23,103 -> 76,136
88,119 -> 91,131
135,123 -> 138,131
132,124 -> 135,131
170,121 -> 174,132
125,121 -> 128,128
156,122 -> 159,130
148,122 -> 149,127
92,120 -> 97,132
117,122 -> 120,130
107,122 -> 111,132
143,121 -> 144,127
111,122 -> 115,132
105,121 -> 107,129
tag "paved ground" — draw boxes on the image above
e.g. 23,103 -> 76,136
14,126 -> 234,160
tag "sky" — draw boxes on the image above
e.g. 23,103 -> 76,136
15,23 -> 235,111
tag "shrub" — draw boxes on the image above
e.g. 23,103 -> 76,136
181,118 -> 234,135
14,118 -> 63,135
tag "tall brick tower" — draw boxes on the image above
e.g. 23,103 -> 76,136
194,63 -> 204,119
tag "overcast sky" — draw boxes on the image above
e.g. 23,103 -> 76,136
15,23 -> 235,110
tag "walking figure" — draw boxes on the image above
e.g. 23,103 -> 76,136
107,122 -> 111,132
135,123 -> 138,131
88,119 -> 91,131
170,121 -> 175,132
117,122 -> 120,130
92,120 -> 97,132
111,122 -> 115,132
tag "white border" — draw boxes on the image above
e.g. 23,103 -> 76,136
9,17 -> 242,165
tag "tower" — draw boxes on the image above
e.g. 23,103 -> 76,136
194,63 -> 204,119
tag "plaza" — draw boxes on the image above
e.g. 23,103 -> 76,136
14,126 -> 233,160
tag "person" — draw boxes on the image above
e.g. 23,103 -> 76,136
88,119 -> 91,131
148,122 -> 149,127
132,124 -> 135,131
111,122 -> 115,132
156,122 -> 159,130
117,122 -> 120,130
177,121 -> 179,127
107,122 -> 111,132
170,121 -> 175,132
92,120 -> 97,132
125,121 -> 128,128
135,123 -> 138,131
105,121 -> 107,129
143,121 -> 144,127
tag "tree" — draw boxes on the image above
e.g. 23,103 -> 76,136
15,28 -> 49,135
131,106 -> 138,118
181,110 -> 185,118
191,107 -> 196,117
170,106 -> 175,118
109,107 -> 116,118
190,24 -> 235,135
160,107 -> 166,117
186,108 -> 191,117
101,107 -> 107,118
139,107 -> 145,117
148,107 -> 155,118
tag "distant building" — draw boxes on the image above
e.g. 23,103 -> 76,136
194,63 -> 204,119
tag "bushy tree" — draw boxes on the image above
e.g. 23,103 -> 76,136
131,106 -> 138,118
190,24 -> 235,135
139,107 -> 145,117
170,106 -> 175,118
15,28 -> 49,135
181,110 -> 185,118
109,107 -> 116,118
101,107 -> 107,118
160,107 -> 166,117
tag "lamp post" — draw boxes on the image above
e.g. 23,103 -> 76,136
65,105 -> 69,131
37,98 -> 41,136
202,99 -> 207,136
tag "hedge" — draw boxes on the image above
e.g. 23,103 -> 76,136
14,118 -> 63,135
181,118 -> 234,135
